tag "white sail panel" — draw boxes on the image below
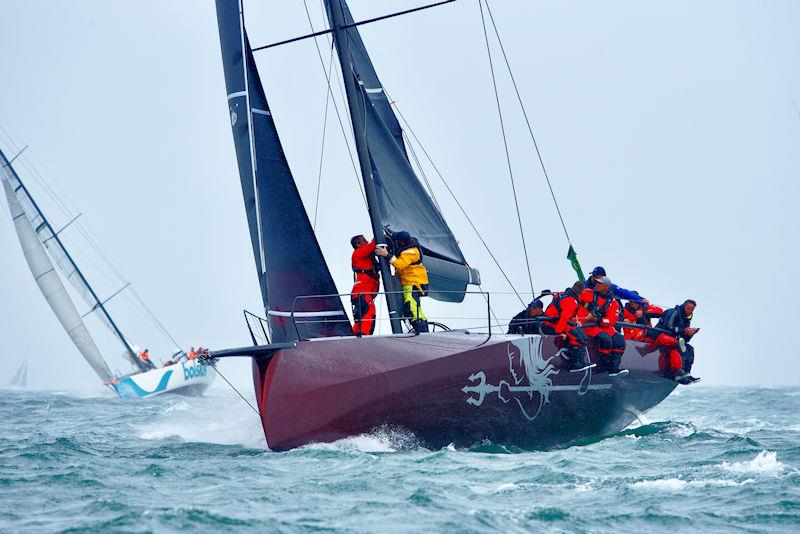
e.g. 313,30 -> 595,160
14,185 -> 126,349
1,162 -> 114,382
8,359 -> 27,387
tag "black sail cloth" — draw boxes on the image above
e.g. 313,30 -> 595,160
216,0 -> 351,342
325,0 -> 480,302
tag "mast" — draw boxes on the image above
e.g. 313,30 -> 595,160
2,149 -> 142,370
327,0 -> 404,333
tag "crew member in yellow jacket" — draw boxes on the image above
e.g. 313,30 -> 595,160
375,230 -> 429,333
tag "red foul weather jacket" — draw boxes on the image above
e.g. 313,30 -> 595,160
351,240 -> 380,296
577,288 -> 620,337
622,304 -> 664,341
542,290 -> 580,334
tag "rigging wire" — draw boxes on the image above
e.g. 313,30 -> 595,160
0,127 -> 183,351
384,90 -> 526,307
312,44 -> 336,229
478,0 -> 535,296
478,0 -> 535,293
202,356 -> 262,419
483,1 -> 573,246
300,0 -> 368,208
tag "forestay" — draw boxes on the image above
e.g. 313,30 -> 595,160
325,0 -> 480,302
215,0 -> 352,343
1,148 -> 114,382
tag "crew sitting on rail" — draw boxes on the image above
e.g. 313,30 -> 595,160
508,299 -> 545,335
655,300 -> 700,383
138,349 -> 156,370
622,301 -> 681,377
187,347 -> 198,360
541,281 -> 593,371
622,302 -> 665,342
577,276 -> 628,376
375,230 -> 429,334
350,234 -> 380,337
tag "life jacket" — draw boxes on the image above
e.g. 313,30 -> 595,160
622,303 -> 646,341
546,290 -> 576,317
352,259 -> 380,281
578,289 -> 619,334
583,291 -> 613,320
139,351 -> 150,361
390,238 -> 429,287
352,240 -> 380,294
624,302 -> 648,325
542,288 -> 580,334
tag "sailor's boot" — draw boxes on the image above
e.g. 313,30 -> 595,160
411,320 -> 426,335
566,347 -> 593,371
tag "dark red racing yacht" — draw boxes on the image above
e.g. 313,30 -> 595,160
210,0 -> 677,451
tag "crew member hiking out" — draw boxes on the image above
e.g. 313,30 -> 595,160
541,281 -> 593,371
586,266 -> 647,304
655,299 -> 700,383
138,349 -> 156,371
375,230 -> 429,334
577,276 -> 628,376
350,235 -> 380,337
508,299 -> 545,335
622,302 -> 686,380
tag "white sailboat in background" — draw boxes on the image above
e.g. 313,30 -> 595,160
0,143 -> 215,398
7,353 -> 27,388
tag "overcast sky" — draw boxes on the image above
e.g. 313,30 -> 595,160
1,0 -> 798,393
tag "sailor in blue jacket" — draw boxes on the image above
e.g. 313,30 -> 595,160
585,266 -> 647,303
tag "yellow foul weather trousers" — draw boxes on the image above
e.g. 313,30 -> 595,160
402,284 -> 427,322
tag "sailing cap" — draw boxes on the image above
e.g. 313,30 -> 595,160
393,231 -> 411,243
595,275 -> 613,286
528,299 -> 544,309
591,266 -> 606,276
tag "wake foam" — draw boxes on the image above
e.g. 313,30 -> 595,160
136,394 -> 265,449
719,451 -> 786,476
630,478 -> 754,491
300,426 -> 420,454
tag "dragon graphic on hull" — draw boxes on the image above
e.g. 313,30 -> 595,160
462,337 -> 611,420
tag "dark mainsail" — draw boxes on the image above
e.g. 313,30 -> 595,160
325,0 -> 480,303
215,0 -> 351,342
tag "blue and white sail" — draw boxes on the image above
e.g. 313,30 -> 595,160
325,0 -> 480,303
215,0 -> 352,343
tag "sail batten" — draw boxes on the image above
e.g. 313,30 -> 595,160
216,0 -> 351,343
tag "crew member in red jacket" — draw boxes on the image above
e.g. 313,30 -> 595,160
350,235 -> 380,336
577,276 -> 627,376
541,281 -> 592,370
623,301 -> 689,378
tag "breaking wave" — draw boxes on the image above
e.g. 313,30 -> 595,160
719,451 -> 787,476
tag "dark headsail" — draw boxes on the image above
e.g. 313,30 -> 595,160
215,0 -> 351,342
325,0 -> 480,303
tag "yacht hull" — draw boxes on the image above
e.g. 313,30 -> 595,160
111,359 -> 215,398
253,332 -> 675,450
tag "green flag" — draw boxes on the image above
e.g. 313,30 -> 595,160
567,245 -> 585,282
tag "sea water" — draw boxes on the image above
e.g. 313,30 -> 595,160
0,386 -> 798,532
